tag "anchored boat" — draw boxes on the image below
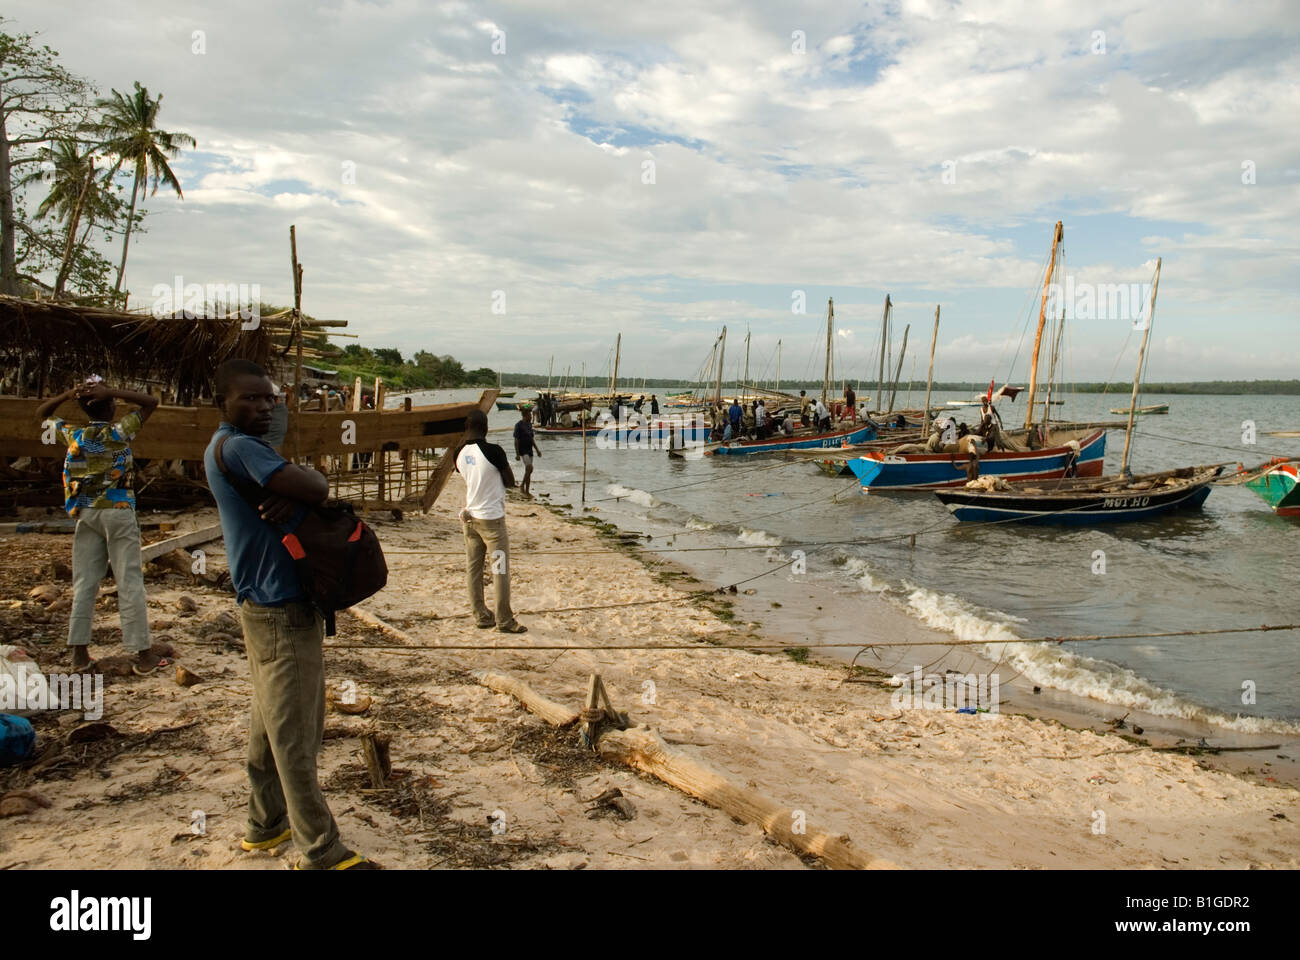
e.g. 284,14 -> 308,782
1239,458 -> 1300,516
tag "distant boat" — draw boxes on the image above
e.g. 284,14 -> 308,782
1240,458 -> 1300,516
1110,402 -> 1168,415
711,421 -> 875,456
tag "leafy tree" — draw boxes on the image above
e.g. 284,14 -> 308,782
84,80 -> 195,303
374,347 -> 402,365
0,27 -> 92,294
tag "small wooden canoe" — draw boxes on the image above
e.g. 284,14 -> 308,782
1110,403 -> 1169,415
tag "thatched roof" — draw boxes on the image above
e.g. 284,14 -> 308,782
0,296 -> 340,402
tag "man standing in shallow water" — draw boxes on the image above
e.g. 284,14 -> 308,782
205,358 -> 378,870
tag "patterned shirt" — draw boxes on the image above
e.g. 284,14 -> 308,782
49,411 -> 143,516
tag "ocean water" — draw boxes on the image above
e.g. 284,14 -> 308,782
406,387 -> 1300,736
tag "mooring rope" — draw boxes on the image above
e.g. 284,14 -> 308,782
323,621 -> 1300,653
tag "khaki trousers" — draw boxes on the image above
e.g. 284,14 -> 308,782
69,507 -> 150,653
240,599 -> 350,868
462,515 -> 516,628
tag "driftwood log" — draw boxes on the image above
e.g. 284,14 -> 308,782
471,670 -> 892,870
473,670 -> 579,727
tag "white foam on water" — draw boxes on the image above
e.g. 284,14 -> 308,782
605,484 -> 656,508
685,516 -> 715,531
737,528 -> 783,547
904,585 -> 1300,736
840,556 -> 890,593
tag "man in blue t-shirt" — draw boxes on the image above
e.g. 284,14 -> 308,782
728,399 -> 743,435
205,358 -> 377,870
512,406 -> 541,498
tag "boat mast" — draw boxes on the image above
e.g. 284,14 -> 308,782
612,334 -> 620,398
743,328 -> 751,400
776,339 -> 781,394
715,326 -> 727,405
887,323 -> 910,413
547,355 -> 553,393
1120,258 -> 1161,477
1041,309 -> 1065,432
876,295 -> 890,412
1025,220 -> 1063,430
822,298 -> 834,405
923,305 -> 939,434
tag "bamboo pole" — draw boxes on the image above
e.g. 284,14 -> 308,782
1120,258 -> 1161,476
923,305 -> 939,434
875,295 -> 890,411
1024,221 -> 1062,431
822,298 -> 833,406
714,327 -> 726,405
886,323 -> 909,414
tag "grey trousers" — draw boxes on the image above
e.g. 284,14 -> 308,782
69,507 -> 150,653
462,515 -> 517,628
240,599 -> 350,868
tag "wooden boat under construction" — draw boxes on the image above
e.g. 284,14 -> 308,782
0,288 -> 494,512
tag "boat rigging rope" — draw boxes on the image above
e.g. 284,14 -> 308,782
1132,428 -> 1297,464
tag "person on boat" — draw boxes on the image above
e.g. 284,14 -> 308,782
844,386 -> 857,423
814,398 -> 831,432
513,406 -> 541,498
36,376 -> 164,676
650,395 -> 660,415
781,415 -> 796,436
755,399 -> 769,439
205,358 -> 380,869
728,398 -> 743,436
799,390 -> 811,428
633,396 -> 645,413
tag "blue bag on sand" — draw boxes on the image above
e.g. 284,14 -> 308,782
0,714 -> 35,765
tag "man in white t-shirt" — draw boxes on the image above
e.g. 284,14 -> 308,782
454,410 -> 526,633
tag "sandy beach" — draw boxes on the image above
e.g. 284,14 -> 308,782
1,476 -> 1296,870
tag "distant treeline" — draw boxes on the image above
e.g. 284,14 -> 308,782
496,375 -> 1300,396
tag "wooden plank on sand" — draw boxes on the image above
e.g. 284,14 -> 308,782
140,522 -> 224,563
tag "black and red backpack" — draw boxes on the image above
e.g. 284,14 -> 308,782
213,435 -> 387,635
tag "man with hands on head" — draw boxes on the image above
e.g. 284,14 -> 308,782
36,377 -> 162,675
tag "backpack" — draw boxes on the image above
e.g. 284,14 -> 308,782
213,435 -> 387,636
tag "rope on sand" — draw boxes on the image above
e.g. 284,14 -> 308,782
324,616 -> 1300,653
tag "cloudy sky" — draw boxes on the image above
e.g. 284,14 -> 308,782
8,0 -> 1298,384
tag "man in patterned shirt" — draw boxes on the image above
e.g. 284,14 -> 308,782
36,378 -> 163,674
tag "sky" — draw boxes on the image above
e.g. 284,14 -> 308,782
6,0 -> 1298,385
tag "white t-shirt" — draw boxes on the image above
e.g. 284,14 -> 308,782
814,401 -> 828,420
755,404 -> 767,425
456,441 -> 507,520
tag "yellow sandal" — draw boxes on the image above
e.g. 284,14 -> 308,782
241,828 -> 291,851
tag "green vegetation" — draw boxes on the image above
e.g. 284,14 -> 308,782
783,646 -> 811,663
495,374 -> 1300,396
330,343 -> 497,391
0,26 -> 195,303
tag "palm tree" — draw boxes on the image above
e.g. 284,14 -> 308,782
85,82 -> 195,303
22,138 -> 114,296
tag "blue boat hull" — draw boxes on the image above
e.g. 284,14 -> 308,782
713,424 -> 876,456
937,477 -> 1214,524
847,430 -> 1107,489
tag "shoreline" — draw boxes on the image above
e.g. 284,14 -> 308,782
536,481 -> 1300,792
0,482 -> 1296,869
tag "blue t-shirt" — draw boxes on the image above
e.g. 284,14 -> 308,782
729,403 -> 742,426
204,423 -> 305,606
